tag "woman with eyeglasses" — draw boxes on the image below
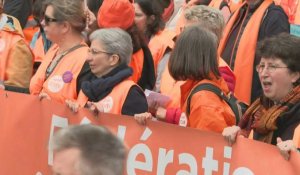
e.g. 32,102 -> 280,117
30,0 -> 91,104
222,33 -> 300,160
66,28 -> 148,116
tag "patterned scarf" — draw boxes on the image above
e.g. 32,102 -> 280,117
239,85 -> 300,144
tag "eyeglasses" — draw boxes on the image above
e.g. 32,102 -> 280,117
256,64 -> 288,73
44,15 -> 59,25
88,48 -> 112,55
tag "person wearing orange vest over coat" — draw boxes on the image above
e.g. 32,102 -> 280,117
160,5 -> 236,108
134,0 -> 175,72
67,28 -> 148,116
30,0 -> 90,104
222,33 -> 300,160
133,0 -> 177,92
0,3 -> 33,91
166,26 -> 235,132
97,0 -> 155,90
218,0 -> 289,104
135,6 -> 237,129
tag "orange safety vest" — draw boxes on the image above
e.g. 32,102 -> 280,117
148,29 -> 176,73
296,2 -> 300,24
160,57 -> 234,108
293,124 -> 300,148
0,31 -> 24,81
180,79 -> 235,133
218,0 -> 273,104
77,79 -> 136,115
30,43 -> 88,104
129,49 -> 144,83
274,0 -> 300,24
160,64 -> 184,108
0,15 -> 33,87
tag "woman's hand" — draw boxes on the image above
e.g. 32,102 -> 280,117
65,100 -> 79,113
277,137 -> 297,160
134,112 -> 153,125
222,126 -> 241,145
86,101 -> 104,116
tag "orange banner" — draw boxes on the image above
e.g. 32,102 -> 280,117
0,90 -> 299,175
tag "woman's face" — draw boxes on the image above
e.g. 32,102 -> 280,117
41,5 -> 64,43
134,3 -> 147,34
86,40 -> 115,78
258,57 -> 300,102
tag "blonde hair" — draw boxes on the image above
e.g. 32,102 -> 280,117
184,5 -> 225,42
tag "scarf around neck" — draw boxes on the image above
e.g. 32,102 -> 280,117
81,64 -> 133,102
239,85 -> 300,144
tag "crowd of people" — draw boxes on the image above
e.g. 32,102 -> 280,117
0,0 -> 300,174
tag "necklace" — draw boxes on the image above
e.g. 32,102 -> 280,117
45,43 -> 84,79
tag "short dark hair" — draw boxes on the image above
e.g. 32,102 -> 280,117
257,33 -> 300,73
53,125 -> 126,175
169,25 -> 220,81
135,0 -> 165,39
257,33 -> 300,85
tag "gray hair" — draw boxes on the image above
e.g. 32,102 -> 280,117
44,0 -> 86,32
89,28 -> 133,65
184,5 -> 225,42
53,125 -> 126,175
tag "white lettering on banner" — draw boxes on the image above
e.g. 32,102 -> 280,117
223,146 -> 232,175
117,125 -> 126,141
233,167 -> 254,175
140,127 -> 152,141
80,117 -> 91,124
202,147 -> 218,175
48,115 -> 68,166
157,149 -> 174,174
46,116 -> 255,175
177,153 -> 198,175
127,143 -> 153,174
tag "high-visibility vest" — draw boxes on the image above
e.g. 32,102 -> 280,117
30,43 -> 88,104
86,80 -> 136,115
148,29 -> 175,73
129,49 -> 144,83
